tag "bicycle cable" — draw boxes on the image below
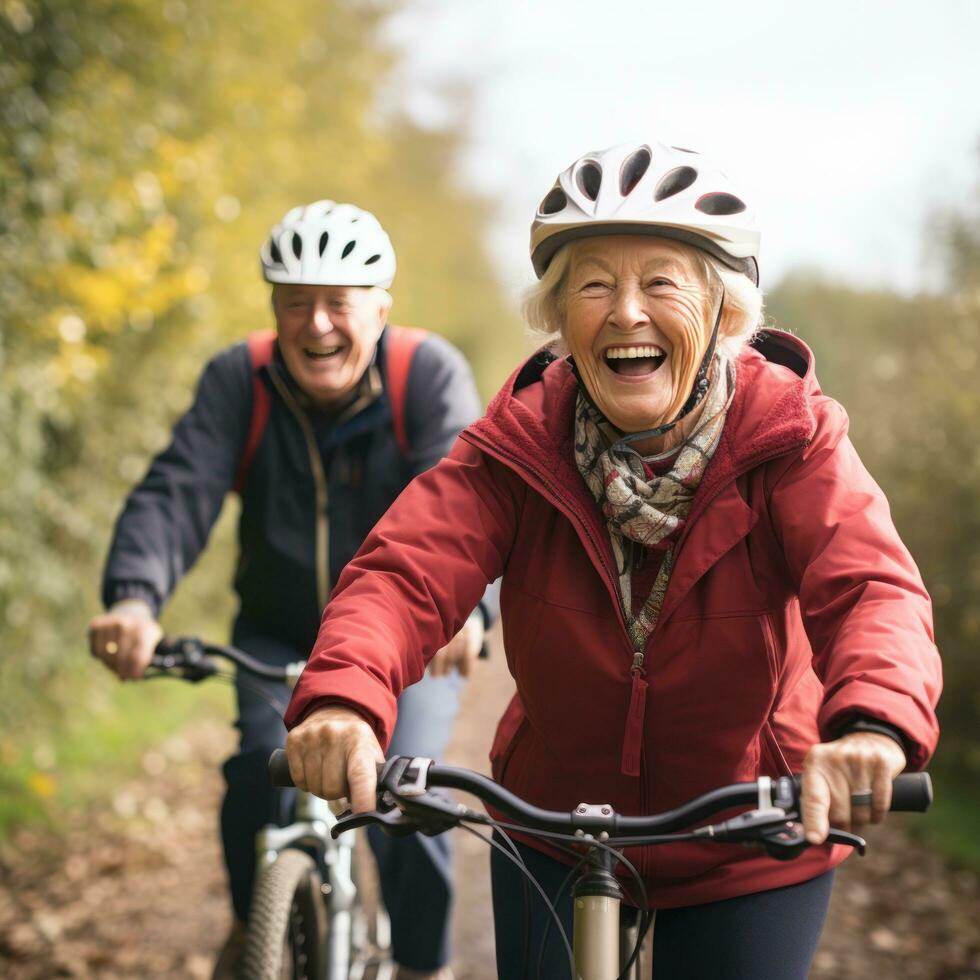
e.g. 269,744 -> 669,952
493,822 -> 591,980
145,665 -> 289,719
461,820 -> 576,979
220,670 -> 289,718
482,817 -> 653,979
483,825 -> 535,980
463,814 -> 653,980
463,810 -> 593,979
604,831 -> 704,847
536,850 -> 591,980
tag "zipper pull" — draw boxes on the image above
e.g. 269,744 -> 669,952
621,650 -> 648,778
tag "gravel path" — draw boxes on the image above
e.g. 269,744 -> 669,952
1,639 -> 976,978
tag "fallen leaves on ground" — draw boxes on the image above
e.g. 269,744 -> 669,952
0,662 -> 977,979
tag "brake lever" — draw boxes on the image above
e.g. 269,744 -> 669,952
757,821 -> 867,860
331,805 -> 422,840
331,789 -> 465,840
395,792 -> 468,836
149,638 -> 216,682
147,655 -> 215,683
757,821 -> 809,860
826,828 -> 866,854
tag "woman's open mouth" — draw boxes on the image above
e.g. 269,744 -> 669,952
603,344 -> 667,378
304,345 -> 345,361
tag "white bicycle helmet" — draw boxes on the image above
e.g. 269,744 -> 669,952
260,200 -> 396,288
530,141 -> 759,284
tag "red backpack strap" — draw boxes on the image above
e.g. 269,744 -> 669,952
385,325 -> 429,458
233,329 -> 277,494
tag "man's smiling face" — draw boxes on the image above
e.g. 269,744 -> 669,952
272,283 -> 390,408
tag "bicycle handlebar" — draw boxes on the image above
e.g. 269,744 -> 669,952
267,750 -> 932,837
150,636 -> 301,683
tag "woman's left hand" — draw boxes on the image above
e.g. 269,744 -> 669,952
800,732 -> 907,845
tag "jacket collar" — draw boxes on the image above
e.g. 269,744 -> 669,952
463,330 -> 819,630
468,330 -> 817,503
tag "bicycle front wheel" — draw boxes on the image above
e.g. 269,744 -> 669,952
243,848 -> 327,980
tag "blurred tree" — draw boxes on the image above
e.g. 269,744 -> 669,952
0,0 -> 521,802
766,188 -> 980,793
930,144 -> 980,294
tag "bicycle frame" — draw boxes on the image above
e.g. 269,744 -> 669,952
149,638 -> 392,980
255,791 -> 363,980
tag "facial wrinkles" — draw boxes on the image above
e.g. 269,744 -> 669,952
566,239 -> 714,428
660,279 -> 712,422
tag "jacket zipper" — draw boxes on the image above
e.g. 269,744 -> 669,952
461,429 -> 811,784
621,649 -> 648,777
267,369 -> 331,612
463,430 -> 648,778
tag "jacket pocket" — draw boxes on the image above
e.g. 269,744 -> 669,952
760,612 -> 780,687
759,720 -> 793,777
489,700 -> 529,787
759,614 -> 791,775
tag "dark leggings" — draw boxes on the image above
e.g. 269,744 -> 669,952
491,838 -> 835,979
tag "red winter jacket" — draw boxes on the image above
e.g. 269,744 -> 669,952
285,330 -> 941,908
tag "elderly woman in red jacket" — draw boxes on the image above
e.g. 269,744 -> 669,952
284,141 -> 941,979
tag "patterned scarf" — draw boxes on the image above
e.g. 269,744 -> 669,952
573,357 -> 736,650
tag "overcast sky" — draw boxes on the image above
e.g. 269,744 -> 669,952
382,0 -> 980,298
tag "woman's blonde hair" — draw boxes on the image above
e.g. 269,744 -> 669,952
522,239 -> 764,359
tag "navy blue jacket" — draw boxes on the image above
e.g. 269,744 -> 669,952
102,326 -> 500,654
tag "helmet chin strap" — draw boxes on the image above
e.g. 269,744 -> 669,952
572,285 -> 726,450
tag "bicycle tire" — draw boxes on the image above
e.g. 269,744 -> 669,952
243,848 -> 327,980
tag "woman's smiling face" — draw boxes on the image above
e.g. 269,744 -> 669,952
562,235 -> 717,435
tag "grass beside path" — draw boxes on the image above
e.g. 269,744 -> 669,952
914,777 -> 980,875
0,675 -> 233,842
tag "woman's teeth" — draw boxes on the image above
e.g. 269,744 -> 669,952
604,345 -> 667,376
605,345 -> 665,360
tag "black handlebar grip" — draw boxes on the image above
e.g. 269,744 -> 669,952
890,772 -> 933,812
269,749 -> 295,788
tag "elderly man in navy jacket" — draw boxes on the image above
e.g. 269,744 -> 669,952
88,200 -> 497,980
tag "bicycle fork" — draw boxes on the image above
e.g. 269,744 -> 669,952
255,790 -> 359,980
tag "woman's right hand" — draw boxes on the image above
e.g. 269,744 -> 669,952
87,600 -> 163,681
285,705 -> 385,812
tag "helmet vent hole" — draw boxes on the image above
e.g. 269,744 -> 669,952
620,147 -> 651,196
291,233 -> 303,259
696,192 -> 746,216
365,254 -> 381,265
539,186 -> 567,215
672,146 -> 698,154
576,162 -> 602,201
342,240 -> 356,259
318,231 -> 329,256
655,167 -> 698,201
269,241 -> 282,264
